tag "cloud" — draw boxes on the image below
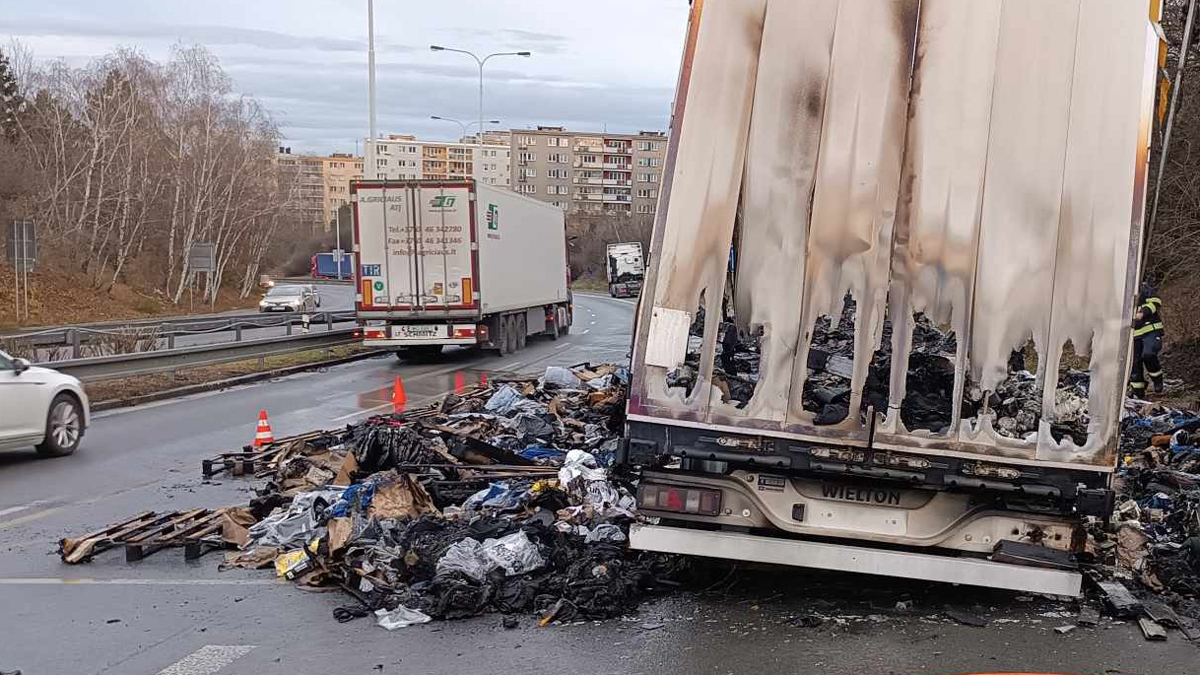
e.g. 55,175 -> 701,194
8,16 -> 369,53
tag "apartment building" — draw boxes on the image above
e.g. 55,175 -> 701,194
369,134 -> 511,187
508,127 -> 667,215
275,148 -> 364,232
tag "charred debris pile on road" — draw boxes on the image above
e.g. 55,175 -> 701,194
668,293 -> 1090,441
61,363 -> 687,629
1088,398 -> 1200,633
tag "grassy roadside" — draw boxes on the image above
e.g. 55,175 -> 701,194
85,344 -> 378,404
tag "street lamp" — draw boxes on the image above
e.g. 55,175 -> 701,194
429,46 -> 531,145
430,116 -> 501,142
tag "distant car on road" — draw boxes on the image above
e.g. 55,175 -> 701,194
0,350 -> 89,457
259,284 -> 319,312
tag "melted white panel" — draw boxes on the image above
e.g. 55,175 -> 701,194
640,0 -> 767,414
1036,0 -> 1158,464
969,0 -> 1081,398
881,0 -> 1003,436
714,0 -> 840,425
785,0 -> 920,428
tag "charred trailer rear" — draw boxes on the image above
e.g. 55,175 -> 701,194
621,0 -> 1164,596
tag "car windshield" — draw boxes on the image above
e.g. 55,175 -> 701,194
265,286 -> 302,299
0,351 -> 11,369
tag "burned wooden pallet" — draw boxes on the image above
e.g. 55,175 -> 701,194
60,508 -> 232,564
201,429 -> 334,478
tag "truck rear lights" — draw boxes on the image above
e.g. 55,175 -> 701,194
477,324 -> 488,340
364,328 -> 387,339
809,446 -> 866,463
638,484 -> 721,516
872,453 -> 932,470
452,325 -> 476,338
962,462 -> 1022,480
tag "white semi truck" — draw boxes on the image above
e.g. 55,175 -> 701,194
622,0 -> 1163,596
606,242 -> 645,298
352,179 -> 572,358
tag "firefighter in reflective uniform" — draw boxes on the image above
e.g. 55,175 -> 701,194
1130,283 -> 1165,395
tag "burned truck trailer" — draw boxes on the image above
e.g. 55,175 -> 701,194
623,0 -> 1163,596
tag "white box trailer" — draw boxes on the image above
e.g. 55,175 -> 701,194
622,0 -> 1164,596
352,179 -> 572,357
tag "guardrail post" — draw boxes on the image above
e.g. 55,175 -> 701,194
168,332 -> 176,349
68,329 -> 80,358
286,320 -> 293,335
326,312 -> 333,331
235,324 -> 243,342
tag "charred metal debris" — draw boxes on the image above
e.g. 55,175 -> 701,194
61,364 -> 687,628
669,292 -> 1090,440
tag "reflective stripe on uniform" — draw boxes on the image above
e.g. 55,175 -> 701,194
1134,322 -> 1164,337
1147,369 -> 1163,377
1130,381 -> 1147,389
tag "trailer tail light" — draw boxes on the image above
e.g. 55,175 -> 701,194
352,328 -> 363,339
452,325 -> 476,339
638,484 -> 722,516
364,328 -> 387,339
477,324 -> 489,341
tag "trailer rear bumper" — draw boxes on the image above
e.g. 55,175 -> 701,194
629,523 -> 1081,596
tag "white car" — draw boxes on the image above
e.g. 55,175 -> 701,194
0,350 -> 89,456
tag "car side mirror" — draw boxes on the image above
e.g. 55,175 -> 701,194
12,358 -> 30,375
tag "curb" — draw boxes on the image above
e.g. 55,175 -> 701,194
91,348 -> 389,412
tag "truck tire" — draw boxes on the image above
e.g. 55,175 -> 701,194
517,315 -> 527,350
36,393 -> 83,457
547,311 -> 559,340
557,306 -> 570,336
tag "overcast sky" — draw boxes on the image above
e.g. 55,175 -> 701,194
3,0 -> 690,154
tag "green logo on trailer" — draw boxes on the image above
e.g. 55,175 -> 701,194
430,195 -> 456,209
486,204 -> 499,230
373,281 -> 384,292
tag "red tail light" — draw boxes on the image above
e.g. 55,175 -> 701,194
477,324 -> 489,340
452,326 -> 476,338
638,484 -> 722,516
364,328 -> 386,339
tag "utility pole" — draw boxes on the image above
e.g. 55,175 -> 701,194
367,0 -> 378,178
335,208 -> 343,281
430,46 -> 531,145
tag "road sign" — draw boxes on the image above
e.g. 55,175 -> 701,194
332,248 -> 345,264
189,242 -> 215,273
7,220 -> 36,272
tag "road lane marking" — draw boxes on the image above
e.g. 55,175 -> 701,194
503,360 -> 525,371
157,645 -> 256,675
0,506 -> 63,530
0,577 -> 278,586
582,329 -> 590,335
555,343 -> 571,349
0,501 -> 47,518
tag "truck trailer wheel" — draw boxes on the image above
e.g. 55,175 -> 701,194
516,315 -> 527,350
556,306 -> 570,336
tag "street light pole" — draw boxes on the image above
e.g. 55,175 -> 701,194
367,0 -> 378,177
430,116 -> 501,142
430,46 -> 531,144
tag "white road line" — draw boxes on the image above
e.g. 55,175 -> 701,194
502,361 -> 525,371
0,506 -> 63,530
581,329 -> 591,335
555,343 -> 571,349
0,578 -> 278,586
589,320 -> 596,325
0,503 -> 41,518
157,645 -> 255,675
330,402 -> 391,422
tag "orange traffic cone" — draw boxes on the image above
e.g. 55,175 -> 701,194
253,410 -> 275,447
391,376 -> 407,409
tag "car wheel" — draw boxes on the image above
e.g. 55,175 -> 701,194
36,394 -> 83,457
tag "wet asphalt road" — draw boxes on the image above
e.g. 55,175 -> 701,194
1,292 -> 1197,674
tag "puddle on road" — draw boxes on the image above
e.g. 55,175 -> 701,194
354,368 -> 496,414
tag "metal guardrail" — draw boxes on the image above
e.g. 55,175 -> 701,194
2,311 -> 357,356
48,328 -> 360,382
